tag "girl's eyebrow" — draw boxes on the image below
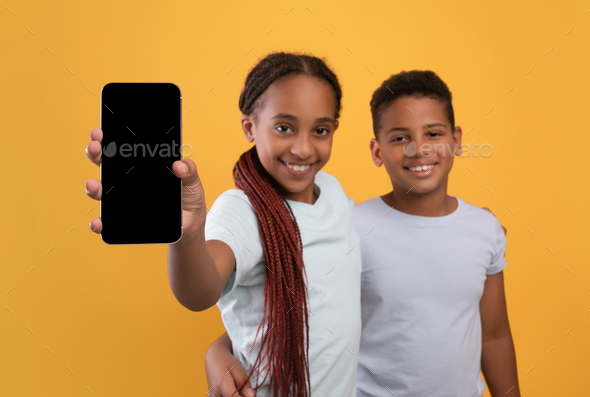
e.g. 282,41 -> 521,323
271,113 -> 335,124
271,113 -> 298,121
315,117 -> 334,124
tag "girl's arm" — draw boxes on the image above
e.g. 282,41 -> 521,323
480,271 -> 521,396
205,333 -> 255,397
84,129 -> 235,311
167,159 -> 236,311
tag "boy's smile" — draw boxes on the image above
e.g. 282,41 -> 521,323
371,95 -> 462,196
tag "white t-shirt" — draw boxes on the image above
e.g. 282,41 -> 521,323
353,196 -> 507,397
204,171 -> 362,397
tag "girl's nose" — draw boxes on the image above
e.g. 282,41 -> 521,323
291,133 -> 313,159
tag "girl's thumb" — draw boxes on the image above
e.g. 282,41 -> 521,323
172,159 -> 200,186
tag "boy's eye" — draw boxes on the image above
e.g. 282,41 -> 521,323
428,132 -> 442,137
391,136 -> 407,142
315,128 -> 329,136
276,125 -> 293,133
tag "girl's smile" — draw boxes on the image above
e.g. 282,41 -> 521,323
280,160 -> 317,177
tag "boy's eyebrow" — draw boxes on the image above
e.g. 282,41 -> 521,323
385,123 -> 448,135
271,113 -> 334,124
424,123 -> 448,129
385,127 -> 410,135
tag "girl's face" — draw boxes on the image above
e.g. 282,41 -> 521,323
241,75 -> 339,203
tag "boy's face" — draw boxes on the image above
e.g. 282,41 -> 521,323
370,95 -> 462,195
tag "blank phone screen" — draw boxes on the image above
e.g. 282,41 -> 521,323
100,83 -> 182,245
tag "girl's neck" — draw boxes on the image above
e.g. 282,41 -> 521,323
382,180 -> 456,217
282,180 -> 318,204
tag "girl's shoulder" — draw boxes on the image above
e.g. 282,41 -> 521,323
210,189 -> 255,213
314,171 -> 345,193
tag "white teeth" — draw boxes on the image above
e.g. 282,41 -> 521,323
408,165 -> 434,172
286,163 -> 311,172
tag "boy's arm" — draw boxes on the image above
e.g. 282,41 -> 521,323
205,332 -> 255,397
480,271 -> 520,396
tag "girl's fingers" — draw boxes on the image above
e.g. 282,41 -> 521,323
89,217 -> 102,234
218,378 -> 244,397
231,365 -> 255,397
86,140 -> 102,166
90,127 -> 103,143
85,178 -> 102,201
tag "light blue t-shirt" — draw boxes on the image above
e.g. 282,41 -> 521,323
353,196 -> 508,397
204,171 -> 362,396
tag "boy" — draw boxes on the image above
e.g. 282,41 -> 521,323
204,71 -> 520,397
355,70 -> 519,396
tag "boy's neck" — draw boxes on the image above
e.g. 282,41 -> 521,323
382,182 -> 457,217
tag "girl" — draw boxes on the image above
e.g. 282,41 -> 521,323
84,52 -> 362,396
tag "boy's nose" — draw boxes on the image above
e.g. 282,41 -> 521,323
291,133 -> 313,159
404,139 -> 434,158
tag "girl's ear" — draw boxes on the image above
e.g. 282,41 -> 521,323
241,114 -> 255,143
333,119 -> 339,132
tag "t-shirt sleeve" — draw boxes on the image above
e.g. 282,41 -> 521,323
347,196 -> 356,212
487,217 -> 508,275
204,191 -> 264,299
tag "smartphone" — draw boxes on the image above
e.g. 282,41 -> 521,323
100,82 -> 182,245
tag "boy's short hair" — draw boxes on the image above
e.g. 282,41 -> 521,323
370,70 -> 455,138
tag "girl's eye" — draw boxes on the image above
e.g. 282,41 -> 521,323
315,128 -> 329,136
276,125 -> 293,133
428,132 -> 441,137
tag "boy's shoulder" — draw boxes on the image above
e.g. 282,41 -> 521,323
454,196 -> 505,238
353,197 -> 382,212
455,196 -> 499,223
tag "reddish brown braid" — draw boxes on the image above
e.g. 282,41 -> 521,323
233,148 -> 308,396
232,52 -> 342,396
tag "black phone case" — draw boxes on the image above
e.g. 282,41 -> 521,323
100,82 -> 182,245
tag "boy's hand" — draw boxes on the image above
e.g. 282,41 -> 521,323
84,127 -> 207,238
205,333 -> 255,397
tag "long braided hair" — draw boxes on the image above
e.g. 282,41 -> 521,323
232,52 -> 342,396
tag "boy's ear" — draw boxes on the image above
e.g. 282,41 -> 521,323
452,126 -> 463,156
370,138 -> 384,167
241,114 -> 255,143
333,119 -> 339,132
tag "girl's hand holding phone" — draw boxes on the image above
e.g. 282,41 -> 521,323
84,127 -> 207,240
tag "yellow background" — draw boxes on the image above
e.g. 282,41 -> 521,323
1,0 -> 589,395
